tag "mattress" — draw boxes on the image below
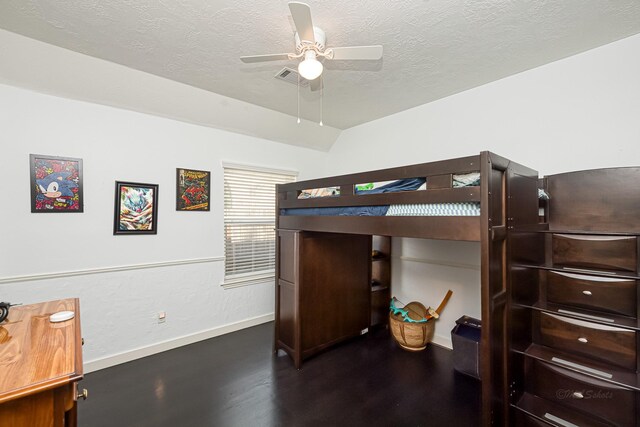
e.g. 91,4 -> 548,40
281,202 -> 481,217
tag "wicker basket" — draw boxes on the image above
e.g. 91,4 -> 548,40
389,301 -> 435,351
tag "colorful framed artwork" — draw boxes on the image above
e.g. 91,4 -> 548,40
30,154 -> 83,213
113,181 -> 159,235
176,168 -> 210,211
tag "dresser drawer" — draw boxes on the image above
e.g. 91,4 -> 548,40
513,411 -> 554,427
537,312 -> 636,370
514,392 -> 618,427
514,408 -> 613,427
552,234 -> 637,272
546,271 -> 637,317
528,359 -> 636,427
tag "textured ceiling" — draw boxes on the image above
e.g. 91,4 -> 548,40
1,0 -> 640,131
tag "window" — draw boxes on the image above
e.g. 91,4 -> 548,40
222,163 -> 296,288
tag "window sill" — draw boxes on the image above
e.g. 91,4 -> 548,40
221,271 -> 275,289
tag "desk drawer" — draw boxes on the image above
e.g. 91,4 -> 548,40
537,312 -> 636,370
552,234 -> 637,272
546,271 -> 637,317
528,359 -> 636,427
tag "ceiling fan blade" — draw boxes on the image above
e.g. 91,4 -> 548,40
328,45 -> 383,60
240,53 -> 291,63
289,2 -> 315,43
309,77 -> 323,92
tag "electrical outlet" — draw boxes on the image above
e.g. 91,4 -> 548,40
158,311 -> 166,323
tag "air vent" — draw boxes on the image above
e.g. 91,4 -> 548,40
275,67 -> 310,87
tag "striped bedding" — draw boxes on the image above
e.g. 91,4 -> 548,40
386,202 -> 480,216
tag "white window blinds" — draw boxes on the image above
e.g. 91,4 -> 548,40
223,165 -> 296,286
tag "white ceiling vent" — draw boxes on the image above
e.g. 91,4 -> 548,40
275,67 -> 310,87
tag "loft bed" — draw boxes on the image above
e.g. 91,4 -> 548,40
274,151 -> 540,426
278,154 -> 490,241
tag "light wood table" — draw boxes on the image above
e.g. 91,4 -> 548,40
0,299 -> 84,427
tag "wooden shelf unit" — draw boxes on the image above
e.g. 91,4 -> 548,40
370,235 -> 391,328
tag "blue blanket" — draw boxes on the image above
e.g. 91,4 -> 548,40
281,205 -> 390,216
282,178 -> 426,217
355,178 -> 426,195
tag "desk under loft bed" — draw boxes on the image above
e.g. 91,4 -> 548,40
274,151 -> 539,426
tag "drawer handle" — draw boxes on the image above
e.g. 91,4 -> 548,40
578,337 -> 588,343
544,412 -> 580,427
77,388 -> 89,400
582,290 -> 592,296
572,391 -> 584,399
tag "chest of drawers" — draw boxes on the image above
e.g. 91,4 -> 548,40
275,230 -> 371,368
511,232 -> 639,426
508,167 -> 640,427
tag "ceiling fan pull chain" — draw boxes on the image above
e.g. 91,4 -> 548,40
297,71 -> 301,124
319,74 -> 323,126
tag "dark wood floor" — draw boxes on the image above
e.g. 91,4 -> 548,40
78,322 -> 480,426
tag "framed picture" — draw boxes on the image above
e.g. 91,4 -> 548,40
30,154 -> 83,213
113,181 -> 159,235
176,168 -> 210,211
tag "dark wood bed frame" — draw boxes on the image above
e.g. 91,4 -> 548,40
274,151 -> 540,426
275,156 -> 640,425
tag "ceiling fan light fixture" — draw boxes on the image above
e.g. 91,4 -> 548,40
298,50 -> 323,80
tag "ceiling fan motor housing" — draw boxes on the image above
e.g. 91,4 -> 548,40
295,27 -> 326,53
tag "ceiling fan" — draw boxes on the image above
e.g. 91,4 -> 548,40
240,2 -> 383,91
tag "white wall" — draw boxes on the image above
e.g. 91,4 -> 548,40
327,33 -> 640,177
0,83 -> 327,370
3,27 -> 638,364
391,239 -> 481,349
326,33 -> 640,347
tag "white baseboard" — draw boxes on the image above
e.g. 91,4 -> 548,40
85,314 -> 450,373
84,313 -> 274,373
431,333 -> 453,350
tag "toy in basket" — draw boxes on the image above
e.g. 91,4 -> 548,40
389,290 -> 453,351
